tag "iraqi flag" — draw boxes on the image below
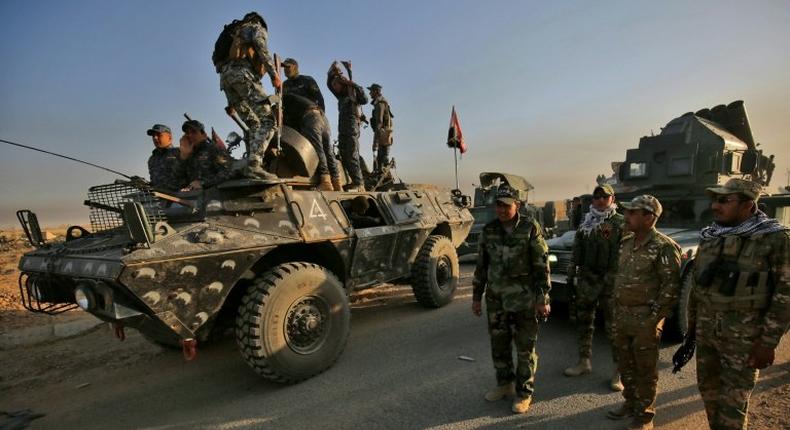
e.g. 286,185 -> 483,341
446,106 -> 467,154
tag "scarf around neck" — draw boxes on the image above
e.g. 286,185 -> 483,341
700,210 -> 788,240
579,204 -> 617,236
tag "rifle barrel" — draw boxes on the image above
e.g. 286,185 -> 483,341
1,138 -> 132,179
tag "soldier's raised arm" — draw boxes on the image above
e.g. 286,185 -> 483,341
653,241 -> 682,318
758,230 -> 790,350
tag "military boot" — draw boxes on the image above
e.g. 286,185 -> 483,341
484,382 -> 515,402
511,396 -> 532,414
563,358 -> 592,377
610,369 -> 624,392
331,177 -> 343,192
244,162 -> 278,180
317,175 -> 334,191
606,403 -> 633,420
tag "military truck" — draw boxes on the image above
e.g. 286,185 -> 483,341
458,172 -> 556,256
549,100 -> 788,338
15,127 -> 473,384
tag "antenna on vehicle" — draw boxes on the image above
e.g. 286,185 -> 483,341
0,138 -> 134,179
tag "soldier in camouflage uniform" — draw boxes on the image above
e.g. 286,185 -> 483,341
367,83 -> 393,171
327,62 -> 368,191
146,124 -> 185,192
281,58 -> 338,191
690,178 -> 789,430
472,185 -> 552,415
178,120 -> 232,190
564,184 -> 625,392
217,12 -> 281,180
608,195 -> 681,430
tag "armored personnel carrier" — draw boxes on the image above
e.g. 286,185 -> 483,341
458,172 -> 556,256
15,127 -> 473,384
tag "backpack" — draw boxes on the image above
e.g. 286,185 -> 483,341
212,20 -> 241,71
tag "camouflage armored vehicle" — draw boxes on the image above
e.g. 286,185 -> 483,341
458,172 -> 556,256
15,128 -> 473,384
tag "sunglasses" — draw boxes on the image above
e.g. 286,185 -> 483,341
712,195 -> 742,205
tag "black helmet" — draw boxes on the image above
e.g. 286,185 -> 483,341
243,11 -> 267,29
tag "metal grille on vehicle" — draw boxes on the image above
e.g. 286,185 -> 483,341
86,182 -> 166,232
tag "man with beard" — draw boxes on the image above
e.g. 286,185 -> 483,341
564,184 -> 625,392
690,178 -> 789,430
608,195 -> 681,430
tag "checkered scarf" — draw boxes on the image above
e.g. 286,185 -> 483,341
579,204 -> 617,236
700,210 -> 788,240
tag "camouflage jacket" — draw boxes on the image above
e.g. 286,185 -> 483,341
184,139 -> 232,189
691,229 -> 790,349
370,95 -> 392,132
613,228 -> 681,318
571,212 -> 624,276
147,146 -> 186,192
227,21 -> 276,82
284,75 -> 325,111
472,214 -> 551,311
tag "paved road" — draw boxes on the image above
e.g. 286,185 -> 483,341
3,263 -> 788,429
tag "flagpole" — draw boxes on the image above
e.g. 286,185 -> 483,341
454,146 -> 459,190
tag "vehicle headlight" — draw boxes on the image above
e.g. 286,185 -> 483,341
548,254 -> 558,263
74,285 -> 96,311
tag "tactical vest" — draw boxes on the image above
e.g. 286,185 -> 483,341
693,234 -> 776,312
227,24 -> 264,77
573,214 -> 623,273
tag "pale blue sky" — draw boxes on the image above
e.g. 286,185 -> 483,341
1,0 -> 789,227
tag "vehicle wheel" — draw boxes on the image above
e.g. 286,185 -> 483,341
411,235 -> 459,308
235,262 -> 350,384
666,264 -> 694,342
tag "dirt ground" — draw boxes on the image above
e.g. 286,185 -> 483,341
1,227 -> 787,429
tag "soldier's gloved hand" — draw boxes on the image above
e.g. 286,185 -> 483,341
472,300 -> 482,317
747,343 -> 775,369
271,74 -> 282,90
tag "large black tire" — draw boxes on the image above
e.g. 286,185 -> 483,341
411,235 -> 459,308
235,262 -> 350,384
666,264 -> 694,342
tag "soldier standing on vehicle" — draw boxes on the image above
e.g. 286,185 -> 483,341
472,186 -> 551,415
607,195 -> 681,430
282,58 -> 338,191
690,179 -> 789,430
213,11 -> 281,180
327,62 -> 368,191
367,83 -> 393,172
146,124 -> 186,192
564,184 -> 625,392
178,120 -> 232,190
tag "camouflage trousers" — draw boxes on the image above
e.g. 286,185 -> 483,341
695,308 -> 761,430
612,306 -> 664,423
301,110 -> 338,179
338,132 -> 364,186
574,272 -> 616,361
487,308 -> 540,398
220,65 -> 276,173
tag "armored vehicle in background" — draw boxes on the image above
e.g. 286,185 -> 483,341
458,172 -> 556,256
16,170 -> 472,383
550,100 -> 789,338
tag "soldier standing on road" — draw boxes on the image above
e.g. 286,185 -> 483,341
690,179 -> 789,430
564,184 -> 625,392
178,120 -> 232,190
215,11 -> 281,180
367,83 -> 393,172
327,62 -> 368,191
607,195 -> 681,430
146,124 -> 186,192
281,58 -> 339,191
472,186 -> 552,415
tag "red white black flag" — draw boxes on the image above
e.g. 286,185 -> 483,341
446,106 -> 467,154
